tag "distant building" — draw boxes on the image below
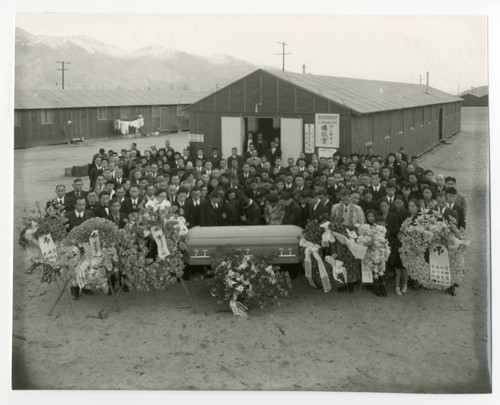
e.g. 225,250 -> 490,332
460,86 -> 488,107
187,69 -> 463,159
14,89 -> 207,148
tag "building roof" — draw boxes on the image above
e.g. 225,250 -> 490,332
265,70 -> 462,114
188,69 -> 462,114
459,85 -> 488,97
14,89 -> 208,110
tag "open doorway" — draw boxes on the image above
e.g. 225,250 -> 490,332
244,117 -> 281,154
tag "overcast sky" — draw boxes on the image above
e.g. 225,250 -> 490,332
16,13 -> 487,94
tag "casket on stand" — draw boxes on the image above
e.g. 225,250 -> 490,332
185,225 -> 303,265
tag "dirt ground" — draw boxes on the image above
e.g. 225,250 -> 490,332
11,109 -> 491,392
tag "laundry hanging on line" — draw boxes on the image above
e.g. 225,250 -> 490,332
114,116 -> 145,135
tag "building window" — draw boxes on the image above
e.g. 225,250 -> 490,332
41,109 -> 54,124
14,110 -> 21,127
177,105 -> 185,116
120,107 -> 129,119
97,107 -> 108,120
152,106 -> 160,117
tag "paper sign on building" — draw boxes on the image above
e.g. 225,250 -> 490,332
429,244 -> 451,287
38,234 -> 58,264
304,124 -> 315,153
315,114 -> 340,148
151,226 -> 170,259
189,133 -> 204,143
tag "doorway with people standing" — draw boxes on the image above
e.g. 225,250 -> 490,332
243,117 -> 281,156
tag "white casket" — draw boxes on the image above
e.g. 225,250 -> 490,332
186,225 -> 303,265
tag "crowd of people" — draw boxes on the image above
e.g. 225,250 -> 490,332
48,134 -> 467,296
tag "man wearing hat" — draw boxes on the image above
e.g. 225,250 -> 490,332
239,196 -> 262,225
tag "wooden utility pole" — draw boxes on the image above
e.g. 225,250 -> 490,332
275,42 -> 291,72
56,61 -> 71,90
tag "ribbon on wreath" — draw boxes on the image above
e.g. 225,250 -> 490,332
229,296 -> 248,319
168,215 -> 189,236
299,238 -> 331,293
319,221 -> 336,247
325,255 -> 348,284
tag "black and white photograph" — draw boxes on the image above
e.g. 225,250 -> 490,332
3,0 -> 497,401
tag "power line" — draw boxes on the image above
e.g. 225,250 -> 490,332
275,42 -> 291,72
56,61 -> 71,90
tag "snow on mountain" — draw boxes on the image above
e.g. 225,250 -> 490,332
15,27 -> 260,91
16,27 -> 128,58
133,45 -> 184,60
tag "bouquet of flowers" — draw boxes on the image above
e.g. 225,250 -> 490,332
116,205 -> 187,291
19,202 -> 67,248
58,244 -> 119,293
209,249 -> 292,315
326,217 -> 361,284
66,218 -> 119,247
356,224 -> 391,278
399,210 -> 469,290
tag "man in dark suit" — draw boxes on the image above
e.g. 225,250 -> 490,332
227,147 -> 244,169
446,187 -> 466,229
93,191 -> 111,218
209,148 -> 221,169
113,167 -> 128,188
47,185 -> 74,213
265,141 -> 281,166
238,163 -> 253,184
200,190 -> 223,226
107,199 -> 127,229
431,192 -> 459,224
280,191 -> 303,227
184,187 -> 203,228
228,176 -> 245,199
435,174 -> 447,194
369,173 -> 386,202
381,181 -> 397,211
254,133 -> 267,157
65,196 -> 94,231
121,185 -> 143,215
445,176 -> 467,215
65,178 -> 88,201
239,196 -> 262,225
298,191 -> 311,228
318,188 -> 334,212
89,156 -> 104,189
309,191 -> 330,222
85,190 -> 99,212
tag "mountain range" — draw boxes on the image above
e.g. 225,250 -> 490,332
14,27 -> 262,91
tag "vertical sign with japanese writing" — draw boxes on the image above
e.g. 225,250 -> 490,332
429,244 -> 451,287
304,124 -> 315,153
89,230 -> 102,257
38,234 -> 58,264
315,114 -> 340,148
151,226 -> 170,260
361,261 -> 374,284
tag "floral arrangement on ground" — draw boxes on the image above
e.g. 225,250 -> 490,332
19,202 -> 67,248
399,210 -> 469,290
21,204 -> 188,294
115,205 -> 187,291
208,248 -> 292,313
356,224 -> 391,278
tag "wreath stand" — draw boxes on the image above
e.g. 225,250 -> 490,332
361,276 -> 387,295
48,277 -> 75,317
